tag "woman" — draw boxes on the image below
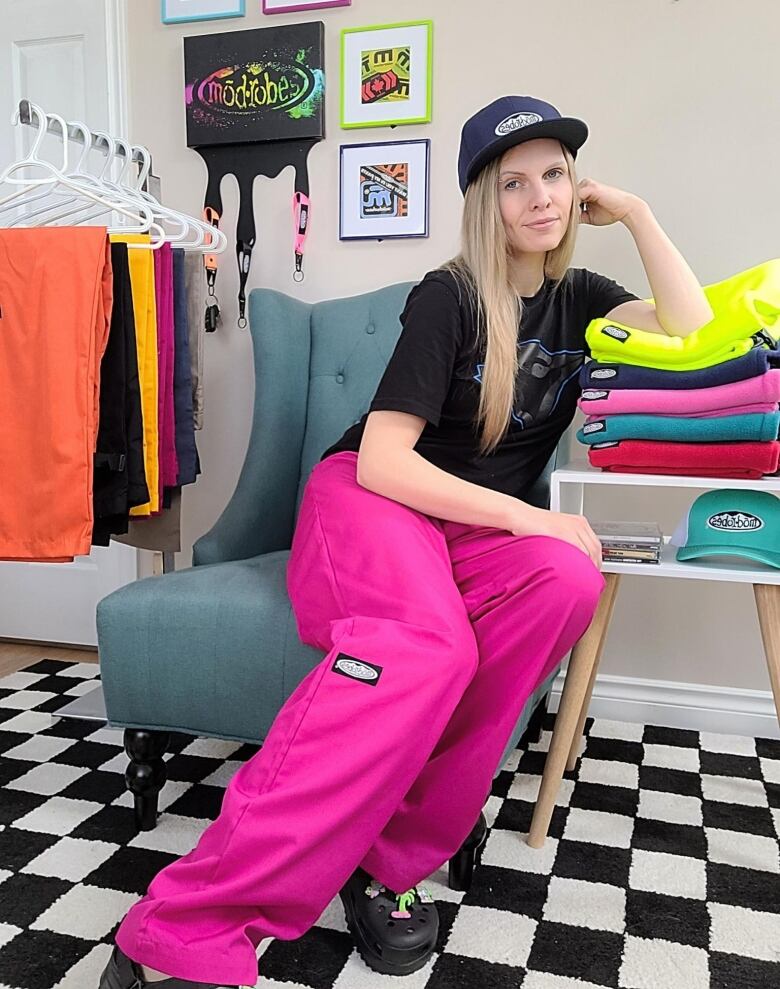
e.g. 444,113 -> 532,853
100,95 -> 713,989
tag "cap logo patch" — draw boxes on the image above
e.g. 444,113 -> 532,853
591,368 -> 617,379
601,325 -> 630,342
495,111 -> 543,136
707,511 -> 764,532
583,421 -> 605,434
582,389 -> 609,400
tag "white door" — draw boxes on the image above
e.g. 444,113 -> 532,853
0,0 -> 137,647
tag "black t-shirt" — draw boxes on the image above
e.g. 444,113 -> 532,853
320,267 -> 640,500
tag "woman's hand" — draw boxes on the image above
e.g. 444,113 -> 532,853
508,504 -> 603,570
577,178 -> 646,227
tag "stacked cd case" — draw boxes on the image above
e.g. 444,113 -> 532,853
591,521 -> 663,565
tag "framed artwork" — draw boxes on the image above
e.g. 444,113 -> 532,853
184,22 -> 325,145
341,20 -> 433,128
263,0 -> 350,12
162,0 -> 245,24
339,139 -> 430,240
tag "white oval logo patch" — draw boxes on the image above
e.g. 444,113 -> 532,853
601,325 -> 630,341
495,111 -> 543,136
334,658 -> 379,680
582,390 -> 609,400
707,511 -> 764,532
591,368 -> 617,379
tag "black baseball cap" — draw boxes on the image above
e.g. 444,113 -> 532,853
457,95 -> 588,195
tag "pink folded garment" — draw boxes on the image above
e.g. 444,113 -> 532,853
578,368 -> 780,417
586,401 -> 777,422
587,439 -> 780,479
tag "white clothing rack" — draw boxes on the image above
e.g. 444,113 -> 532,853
8,101 -> 178,723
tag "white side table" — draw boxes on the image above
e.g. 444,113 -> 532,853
528,459 -> 780,847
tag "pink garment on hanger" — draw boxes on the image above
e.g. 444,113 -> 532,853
153,243 -> 178,503
578,368 -> 780,417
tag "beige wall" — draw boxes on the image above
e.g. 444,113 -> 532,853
126,0 -> 780,693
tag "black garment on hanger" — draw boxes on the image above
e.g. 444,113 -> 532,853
196,138 -> 317,326
91,243 -> 148,546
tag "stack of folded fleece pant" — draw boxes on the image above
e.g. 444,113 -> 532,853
576,259 -> 780,479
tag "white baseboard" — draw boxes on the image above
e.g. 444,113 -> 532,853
550,672 -> 780,739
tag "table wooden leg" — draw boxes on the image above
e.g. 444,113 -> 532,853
754,583 -> 780,728
527,572 -> 621,849
566,573 -> 622,771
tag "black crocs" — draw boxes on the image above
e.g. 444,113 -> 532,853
98,944 -> 237,989
338,866 -> 439,975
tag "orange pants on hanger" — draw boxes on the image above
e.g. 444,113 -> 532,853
0,227 -> 112,561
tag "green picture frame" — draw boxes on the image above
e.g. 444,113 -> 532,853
340,20 -> 433,129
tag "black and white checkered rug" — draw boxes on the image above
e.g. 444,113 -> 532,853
1,659 -> 779,989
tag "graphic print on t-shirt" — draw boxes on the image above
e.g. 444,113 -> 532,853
473,338 -> 585,428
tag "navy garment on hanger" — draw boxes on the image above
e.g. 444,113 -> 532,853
172,248 -> 200,486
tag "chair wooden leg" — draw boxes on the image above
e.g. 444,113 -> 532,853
753,583 -> 780,728
527,572 -> 621,849
124,728 -> 170,832
566,574 -> 622,771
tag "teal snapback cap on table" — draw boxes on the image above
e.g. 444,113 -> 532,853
670,489 -> 780,569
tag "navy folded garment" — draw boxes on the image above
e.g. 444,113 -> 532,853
580,341 -> 780,391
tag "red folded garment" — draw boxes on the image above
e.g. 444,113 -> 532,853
587,439 -> 780,479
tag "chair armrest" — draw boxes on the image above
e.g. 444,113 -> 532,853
193,289 -> 313,566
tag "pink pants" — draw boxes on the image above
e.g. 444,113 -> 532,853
115,451 -> 604,986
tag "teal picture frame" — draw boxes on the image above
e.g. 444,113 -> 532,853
162,0 -> 245,24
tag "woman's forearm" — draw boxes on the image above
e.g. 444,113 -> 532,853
622,201 -> 714,335
357,448 -> 535,531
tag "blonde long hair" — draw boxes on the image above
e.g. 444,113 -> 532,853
440,142 -> 581,456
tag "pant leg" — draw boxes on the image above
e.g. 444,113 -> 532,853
114,451 -> 481,987
360,522 -> 606,893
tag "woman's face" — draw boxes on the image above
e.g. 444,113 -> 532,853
496,138 -> 573,255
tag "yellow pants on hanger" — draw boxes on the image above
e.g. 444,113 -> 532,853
111,233 -> 159,515
586,258 -> 780,370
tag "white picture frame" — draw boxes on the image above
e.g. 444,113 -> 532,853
339,139 -> 430,240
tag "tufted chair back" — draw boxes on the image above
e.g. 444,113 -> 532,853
193,282 -> 566,567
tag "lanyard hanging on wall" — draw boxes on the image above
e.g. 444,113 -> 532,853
196,138 -> 317,330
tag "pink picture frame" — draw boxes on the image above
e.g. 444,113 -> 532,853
262,0 -> 350,13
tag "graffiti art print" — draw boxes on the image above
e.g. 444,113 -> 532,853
361,47 -> 410,104
184,21 -> 325,145
340,140 -> 429,240
359,162 -> 408,219
341,21 -> 432,128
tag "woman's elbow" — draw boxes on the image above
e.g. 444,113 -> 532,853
355,450 -> 371,491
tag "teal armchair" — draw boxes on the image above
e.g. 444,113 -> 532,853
97,281 -> 568,860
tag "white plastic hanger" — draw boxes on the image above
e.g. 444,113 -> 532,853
0,104 -> 165,245
129,143 -> 226,254
3,118 -> 107,224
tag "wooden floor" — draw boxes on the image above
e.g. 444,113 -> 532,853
0,642 -> 98,678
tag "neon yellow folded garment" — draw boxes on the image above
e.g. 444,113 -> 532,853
586,258 -> 780,370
